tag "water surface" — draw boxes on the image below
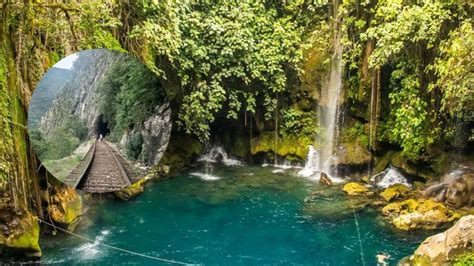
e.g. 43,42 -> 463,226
41,165 -> 432,265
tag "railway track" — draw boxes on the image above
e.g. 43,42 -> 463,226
63,140 -> 134,193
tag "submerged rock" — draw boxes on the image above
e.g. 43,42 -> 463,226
382,198 -> 461,230
380,184 -> 411,202
48,186 -> 83,231
410,215 -> 474,265
342,182 -> 371,196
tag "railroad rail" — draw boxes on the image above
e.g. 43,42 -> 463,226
63,140 -> 133,193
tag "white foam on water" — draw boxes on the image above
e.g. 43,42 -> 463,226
190,172 -> 221,181
198,145 -> 242,166
74,229 -> 110,260
261,159 -> 302,171
374,166 -> 410,188
298,145 -> 345,184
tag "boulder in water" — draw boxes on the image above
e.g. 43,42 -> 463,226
319,172 -> 333,186
114,177 -> 149,201
382,198 -> 461,230
410,215 -> 474,265
342,182 -> 371,196
380,184 -> 411,202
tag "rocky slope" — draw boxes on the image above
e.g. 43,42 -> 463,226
39,49 -> 125,138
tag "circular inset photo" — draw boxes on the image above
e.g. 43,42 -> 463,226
28,49 -> 171,193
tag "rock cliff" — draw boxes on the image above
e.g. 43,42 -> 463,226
39,49 -> 124,137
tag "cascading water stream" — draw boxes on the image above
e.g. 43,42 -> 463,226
318,30 -> 344,176
299,25 -> 344,180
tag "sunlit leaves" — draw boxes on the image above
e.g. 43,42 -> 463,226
385,62 -> 434,159
428,21 -> 474,122
364,1 -> 450,68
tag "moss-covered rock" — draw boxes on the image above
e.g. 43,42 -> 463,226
159,133 -> 203,172
374,151 -> 395,174
380,184 -> 411,202
250,131 -> 310,160
114,177 -> 149,201
382,198 -> 461,230
0,210 -> 41,257
390,152 -> 434,180
342,182 -> 371,196
48,186 -> 83,231
336,141 -> 372,168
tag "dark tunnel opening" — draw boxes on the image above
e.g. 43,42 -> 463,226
95,114 -> 110,138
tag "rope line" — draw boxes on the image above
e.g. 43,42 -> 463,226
38,218 -> 194,265
349,199 -> 366,266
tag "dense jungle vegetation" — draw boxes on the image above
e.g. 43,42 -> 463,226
0,0 -> 472,257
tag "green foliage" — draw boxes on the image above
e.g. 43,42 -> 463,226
76,1 -> 125,52
136,1 -> 303,141
62,115 -> 88,141
454,252 -> 474,266
125,133 -> 143,160
429,21 -> 474,122
384,61 -> 435,160
342,121 -> 369,149
280,108 -> 319,138
99,57 -> 164,134
30,116 -> 87,160
364,1 -> 451,68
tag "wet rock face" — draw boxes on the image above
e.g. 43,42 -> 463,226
411,215 -> 474,265
424,169 -> 474,208
120,104 -> 172,166
140,104 -> 172,166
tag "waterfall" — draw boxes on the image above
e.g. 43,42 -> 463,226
371,166 -> 410,188
318,30 -> 344,176
298,146 -> 320,177
299,25 -> 344,180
